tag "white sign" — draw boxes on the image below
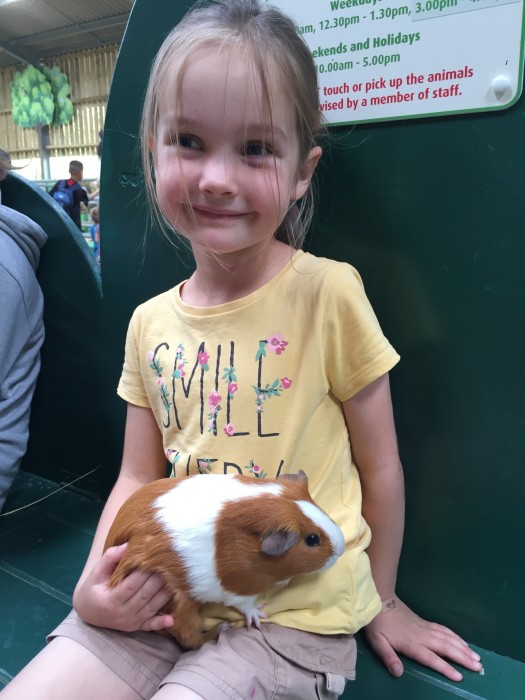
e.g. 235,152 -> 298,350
270,0 -> 525,124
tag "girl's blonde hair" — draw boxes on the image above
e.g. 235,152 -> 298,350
141,0 -> 323,249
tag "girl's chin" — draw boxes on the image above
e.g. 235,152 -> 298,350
190,237 -> 271,259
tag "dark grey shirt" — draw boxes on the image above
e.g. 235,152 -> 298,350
0,205 -> 47,510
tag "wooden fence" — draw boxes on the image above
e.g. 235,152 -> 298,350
0,46 -> 118,160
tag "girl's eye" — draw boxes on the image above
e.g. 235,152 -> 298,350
167,132 -> 200,150
244,141 -> 273,157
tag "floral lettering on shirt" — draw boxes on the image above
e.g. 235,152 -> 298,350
173,344 -> 187,380
207,390 -> 222,435
148,336 -> 292,438
254,334 -> 292,437
164,450 -> 285,479
197,458 -> 214,474
198,350 -> 210,372
244,460 -> 267,479
253,377 -> 292,414
148,345 -> 171,427
169,341 -> 210,432
221,365 -> 238,437
166,448 -> 180,468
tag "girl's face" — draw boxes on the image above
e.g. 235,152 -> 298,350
151,46 -> 320,257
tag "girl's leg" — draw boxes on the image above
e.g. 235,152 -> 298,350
0,638 -> 141,700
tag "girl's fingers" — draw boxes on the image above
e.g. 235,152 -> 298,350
141,611 -> 175,632
91,544 -> 128,584
365,603 -> 483,681
430,637 -> 482,672
419,627 -> 482,667
424,621 -> 471,645
403,629 -> 483,677
409,647 -> 464,682
367,633 -> 404,677
115,571 -> 173,627
133,583 -> 173,619
127,574 -> 174,631
111,568 -> 153,604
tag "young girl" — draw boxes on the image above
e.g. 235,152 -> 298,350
1,1 -> 482,698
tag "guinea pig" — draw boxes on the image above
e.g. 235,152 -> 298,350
104,470 -> 345,649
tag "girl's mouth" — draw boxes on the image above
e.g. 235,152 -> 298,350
192,205 -> 246,220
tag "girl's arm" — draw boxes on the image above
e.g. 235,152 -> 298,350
72,403 -> 175,632
342,374 -> 482,681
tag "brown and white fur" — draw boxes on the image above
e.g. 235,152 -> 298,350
104,471 -> 345,649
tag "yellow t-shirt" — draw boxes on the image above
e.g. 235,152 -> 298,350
117,250 -> 400,634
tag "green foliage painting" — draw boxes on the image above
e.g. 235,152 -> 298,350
11,64 -> 73,128
42,66 -> 74,125
11,65 -> 53,127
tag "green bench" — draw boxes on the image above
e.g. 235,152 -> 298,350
1,1 -> 524,696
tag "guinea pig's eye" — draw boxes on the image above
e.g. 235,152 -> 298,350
305,533 -> 321,547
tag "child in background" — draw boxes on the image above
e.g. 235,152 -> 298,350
89,205 -> 100,262
1,1 -> 482,699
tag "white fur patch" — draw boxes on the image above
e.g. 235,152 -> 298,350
295,500 -> 345,560
154,475 -> 282,602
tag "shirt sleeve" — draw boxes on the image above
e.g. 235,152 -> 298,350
322,264 -> 400,401
116,309 -> 151,408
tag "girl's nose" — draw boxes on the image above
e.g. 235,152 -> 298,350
199,153 -> 237,197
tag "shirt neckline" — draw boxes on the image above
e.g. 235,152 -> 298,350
172,249 -> 305,317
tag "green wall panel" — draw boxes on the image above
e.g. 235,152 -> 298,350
309,110 -> 525,658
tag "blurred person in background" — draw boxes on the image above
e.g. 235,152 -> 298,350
0,148 -> 47,511
89,205 -> 100,264
49,159 -> 96,230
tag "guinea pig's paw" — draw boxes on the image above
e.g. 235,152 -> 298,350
244,603 -> 268,629
218,621 -> 231,634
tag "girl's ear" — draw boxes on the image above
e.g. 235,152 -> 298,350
291,146 -> 322,202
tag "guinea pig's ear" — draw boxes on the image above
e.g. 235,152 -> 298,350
278,470 -> 308,485
261,530 -> 300,556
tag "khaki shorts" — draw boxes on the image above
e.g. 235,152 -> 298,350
48,611 -> 356,700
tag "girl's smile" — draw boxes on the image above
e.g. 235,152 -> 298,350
191,205 -> 249,221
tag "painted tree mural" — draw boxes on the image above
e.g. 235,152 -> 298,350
11,64 -> 74,177
42,66 -> 74,125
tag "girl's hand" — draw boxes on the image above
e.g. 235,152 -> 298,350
363,596 -> 483,681
73,543 -> 174,632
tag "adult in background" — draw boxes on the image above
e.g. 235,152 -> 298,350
0,149 -> 47,511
